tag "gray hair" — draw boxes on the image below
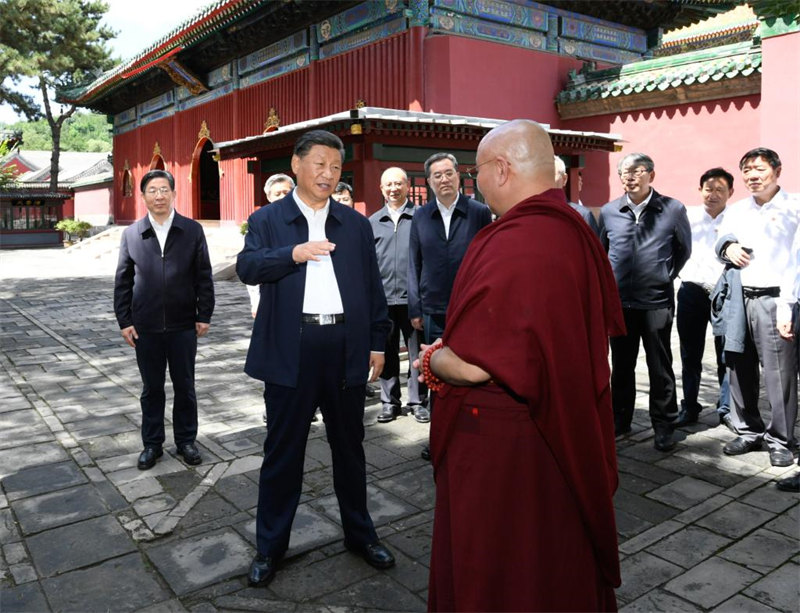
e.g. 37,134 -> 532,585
617,153 -> 654,175
424,152 -> 458,178
263,173 -> 295,196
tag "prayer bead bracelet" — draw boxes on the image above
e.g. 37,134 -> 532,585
421,341 -> 445,392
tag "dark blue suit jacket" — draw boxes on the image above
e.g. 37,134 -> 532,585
408,194 -> 492,318
237,193 -> 390,388
114,212 -> 214,333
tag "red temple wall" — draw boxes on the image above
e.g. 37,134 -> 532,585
111,32 -> 421,224
315,31 -> 413,116
110,29 -> 789,224
562,95 -> 762,208
423,35 -> 589,124
760,31 -> 800,187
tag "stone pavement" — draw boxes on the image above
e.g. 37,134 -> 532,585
0,247 -> 797,613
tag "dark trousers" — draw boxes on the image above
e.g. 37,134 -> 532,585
422,313 -> 446,346
611,306 -> 678,430
134,329 -> 198,448
677,282 -> 730,415
255,322 -> 377,558
380,304 -> 426,407
727,295 -> 798,451
422,313 -> 447,412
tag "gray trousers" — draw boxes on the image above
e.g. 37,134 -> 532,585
728,295 -> 798,451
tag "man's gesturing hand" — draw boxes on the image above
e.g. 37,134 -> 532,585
293,240 -> 336,263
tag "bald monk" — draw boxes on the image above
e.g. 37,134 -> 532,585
418,119 -> 625,612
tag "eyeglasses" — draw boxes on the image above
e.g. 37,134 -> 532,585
619,168 -> 649,179
466,158 -> 497,180
430,169 -> 457,182
145,187 -> 172,195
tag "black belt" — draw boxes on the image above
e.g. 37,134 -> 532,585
742,286 -> 780,299
302,313 -> 344,325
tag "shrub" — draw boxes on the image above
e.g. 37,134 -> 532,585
55,218 -> 92,241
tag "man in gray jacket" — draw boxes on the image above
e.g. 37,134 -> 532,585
369,167 -> 427,423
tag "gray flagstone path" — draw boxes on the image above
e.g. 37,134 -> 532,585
0,246 -> 797,612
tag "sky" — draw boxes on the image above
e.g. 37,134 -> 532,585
0,0 -> 210,124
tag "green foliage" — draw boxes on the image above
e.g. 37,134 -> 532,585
0,0 -> 116,188
0,112 -> 111,152
240,221 -> 249,236
0,142 -> 20,188
55,218 -> 92,240
0,0 -> 117,112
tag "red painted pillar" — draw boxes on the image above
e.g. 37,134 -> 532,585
408,26 -> 425,111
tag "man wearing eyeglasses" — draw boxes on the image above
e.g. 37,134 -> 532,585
600,153 -> 691,451
114,169 -> 215,471
408,153 -> 491,451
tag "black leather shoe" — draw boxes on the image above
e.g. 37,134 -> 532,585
769,448 -> 795,467
137,446 -> 163,470
654,430 -> 676,452
177,443 -> 202,466
719,413 -> 736,434
414,406 -> 430,423
421,445 -> 431,461
723,437 -> 762,456
248,554 -> 278,587
675,408 -> 700,427
345,541 -> 395,569
377,404 -> 398,423
775,472 -> 800,492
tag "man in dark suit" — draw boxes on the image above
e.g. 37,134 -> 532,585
114,169 -> 214,471
600,153 -> 691,452
237,130 -> 394,588
408,153 -> 491,460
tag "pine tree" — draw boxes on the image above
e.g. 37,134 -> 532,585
0,0 -> 116,189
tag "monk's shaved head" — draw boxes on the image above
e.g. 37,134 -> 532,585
475,119 -> 557,216
482,120 -> 555,178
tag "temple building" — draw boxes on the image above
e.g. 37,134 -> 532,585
58,0 -> 798,226
0,146 -> 113,248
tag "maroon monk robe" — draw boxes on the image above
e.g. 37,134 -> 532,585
428,189 -> 625,612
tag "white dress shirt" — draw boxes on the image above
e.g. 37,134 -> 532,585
436,198 -> 457,239
294,192 -> 344,315
148,208 -> 175,255
680,206 -> 726,289
626,188 -> 654,223
387,201 -> 405,228
717,188 -> 799,321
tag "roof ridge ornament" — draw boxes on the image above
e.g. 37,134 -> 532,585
263,107 -> 280,134
198,121 -> 211,141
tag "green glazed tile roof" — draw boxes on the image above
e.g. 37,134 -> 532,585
556,41 -> 761,104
